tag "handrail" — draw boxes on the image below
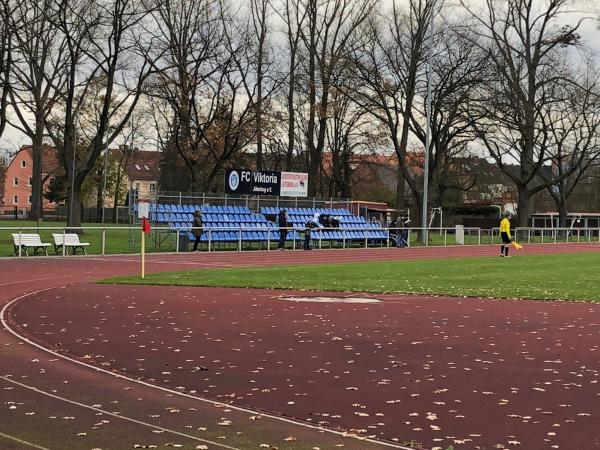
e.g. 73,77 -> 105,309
2,225 -> 598,258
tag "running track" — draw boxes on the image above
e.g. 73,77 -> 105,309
1,243 -> 599,449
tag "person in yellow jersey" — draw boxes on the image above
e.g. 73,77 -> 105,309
499,211 -> 512,257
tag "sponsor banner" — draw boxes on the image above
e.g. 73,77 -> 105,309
225,169 -> 309,197
225,169 -> 280,196
280,171 -> 308,197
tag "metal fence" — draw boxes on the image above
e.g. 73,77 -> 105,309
151,191 -> 352,210
2,225 -> 598,258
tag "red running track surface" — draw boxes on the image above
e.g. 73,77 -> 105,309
1,243 -> 600,449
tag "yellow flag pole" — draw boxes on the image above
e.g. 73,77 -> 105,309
141,229 -> 146,278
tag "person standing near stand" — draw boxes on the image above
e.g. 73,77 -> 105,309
192,210 -> 203,251
278,209 -> 289,250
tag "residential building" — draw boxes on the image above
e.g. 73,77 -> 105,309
119,148 -> 159,201
0,145 -> 61,215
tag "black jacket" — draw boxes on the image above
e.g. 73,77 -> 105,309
278,211 -> 288,228
192,215 -> 203,236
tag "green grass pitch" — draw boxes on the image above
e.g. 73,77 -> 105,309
103,252 -> 600,302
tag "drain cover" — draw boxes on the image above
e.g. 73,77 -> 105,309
279,296 -> 381,304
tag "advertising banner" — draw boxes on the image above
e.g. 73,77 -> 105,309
225,169 -> 308,197
280,171 -> 308,197
225,169 -> 280,196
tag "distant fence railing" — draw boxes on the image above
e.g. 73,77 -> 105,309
1,226 -> 599,258
150,192 -> 352,212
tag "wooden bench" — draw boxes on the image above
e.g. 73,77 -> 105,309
52,233 -> 91,255
12,233 -> 51,256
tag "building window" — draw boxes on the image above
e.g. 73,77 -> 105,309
135,182 -> 140,191
28,195 -> 32,204
13,177 -> 18,186
13,195 -> 18,204
29,177 -> 33,186
21,160 -> 26,168
149,183 -> 156,192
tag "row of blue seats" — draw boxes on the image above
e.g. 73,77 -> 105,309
189,231 -> 302,242
260,207 -> 353,216
311,230 -> 388,240
169,222 -> 278,230
134,203 -> 253,214
156,213 -> 267,224
183,230 -> 388,243
200,205 -> 252,214
286,215 -> 367,224
156,213 -> 194,223
201,213 -> 264,222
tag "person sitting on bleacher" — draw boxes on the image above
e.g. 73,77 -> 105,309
319,214 -> 332,228
192,210 -> 203,251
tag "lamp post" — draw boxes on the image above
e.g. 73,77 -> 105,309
101,143 -> 109,224
421,0 -> 437,244
69,117 -> 77,228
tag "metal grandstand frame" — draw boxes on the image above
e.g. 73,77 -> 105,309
128,191 -> 354,251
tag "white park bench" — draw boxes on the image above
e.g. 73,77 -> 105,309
12,233 -> 51,256
52,233 -> 91,255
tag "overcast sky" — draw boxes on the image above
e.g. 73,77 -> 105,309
1,0 -> 599,158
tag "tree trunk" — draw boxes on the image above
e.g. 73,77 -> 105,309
516,188 -> 531,227
395,166 -> 405,211
29,134 -> 44,221
96,181 -> 103,223
112,177 -> 122,224
67,179 -> 84,230
285,65 -> 296,171
558,191 -> 568,228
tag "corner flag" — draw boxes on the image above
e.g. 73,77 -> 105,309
142,217 -> 151,234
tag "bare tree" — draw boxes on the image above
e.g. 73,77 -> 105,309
7,0 -> 68,220
462,0 -> 586,225
408,25 -> 490,209
542,67 -> 600,226
248,0 -> 271,170
48,0 -> 156,228
0,0 -> 15,140
298,0 -> 375,197
277,0 -> 308,170
146,0 -> 257,192
352,0 -> 434,223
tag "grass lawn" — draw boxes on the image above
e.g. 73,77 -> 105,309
0,220 -> 178,256
103,251 -> 600,302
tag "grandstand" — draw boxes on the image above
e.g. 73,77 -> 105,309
140,203 -> 389,249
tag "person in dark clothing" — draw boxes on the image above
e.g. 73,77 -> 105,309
192,210 -> 203,251
389,218 -> 399,247
399,217 -> 410,247
304,220 -> 316,250
278,209 -> 289,250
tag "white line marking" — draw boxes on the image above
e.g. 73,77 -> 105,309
0,276 -> 72,287
1,289 -> 411,449
0,376 -> 238,450
0,430 -> 51,450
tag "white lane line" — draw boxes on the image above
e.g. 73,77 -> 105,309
0,376 -> 239,450
0,276 -> 72,287
1,289 -> 411,450
0,431 -> 51,450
